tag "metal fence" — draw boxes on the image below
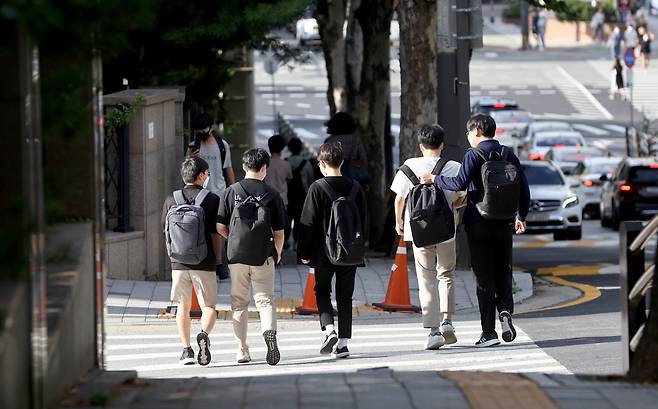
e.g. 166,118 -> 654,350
620,218 -> 656,373
104,124 -> 132,232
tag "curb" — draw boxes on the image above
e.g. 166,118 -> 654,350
513,272 -> 534,304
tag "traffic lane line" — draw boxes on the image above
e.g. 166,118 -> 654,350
518,275 -> 602,315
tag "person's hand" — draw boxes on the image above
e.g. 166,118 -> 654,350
187,146 -> 199,157
395,219 -> 404,236
515,219 -> 526,235
301,259 -> 311,265
418,172 -> 435,185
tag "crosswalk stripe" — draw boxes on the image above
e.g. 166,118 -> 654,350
554,66 -> 614,120
572,124 -> 610,136
295,128 -> 322,140
296,103 -> 312,109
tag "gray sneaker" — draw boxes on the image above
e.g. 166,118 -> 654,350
236,347 -> 251,363
440,320 -> 457,345
425,331 -> 445,350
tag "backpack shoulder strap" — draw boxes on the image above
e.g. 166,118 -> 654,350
173,190 -> 186,205
318,178 -> 338,201
471,147 -> 488,162
348,181 -> 361,201
193,189 -> 210,206
431,157 -> 451,176
214,135 -> 227,165
399,165 -> 420,185
234,181 -> 250,200
294,159 -> 307,174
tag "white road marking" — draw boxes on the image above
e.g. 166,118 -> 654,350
555,65 -> 614,120
603,124 -> 627,134
539,90 -> 557,95
296,128 -> 321,140
304,114 -> 326,120
296,103 -> 312,109
290,93 -> 307,99
597,286 -> 620,290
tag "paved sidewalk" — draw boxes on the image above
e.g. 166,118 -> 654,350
105,255 -> 533,324
59,367 -> 658,409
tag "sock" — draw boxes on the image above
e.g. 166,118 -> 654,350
337,338 -> 349,349
325,324 -> 335,335
430,327 -> 441,336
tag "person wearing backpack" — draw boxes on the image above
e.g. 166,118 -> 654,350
390,124 -> 465,350
419,114 -> 530,348
216,148 -> 287,366
189,113 -> 236,280
286,137 -> 315,244
298,143 -> 368,359
161,157 -> 220,366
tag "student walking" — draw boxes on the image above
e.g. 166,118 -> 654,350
390,125 -> 465,350
536,9 -> 548,51
286,137 -> 315,243
162,157 -> 219,366
217,148 -> 287,366
419,114 -> 530,348
264,134 -> 293,248
189,113 -> 236,280
324,112 -> 370,188
611,57 -> 625,100
298,143 -> 368,359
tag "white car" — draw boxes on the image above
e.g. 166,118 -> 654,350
528,131 -> 586,161
521,121 -> 574,155
544,146 -> 605,176
572,157 -> 623,218
521,160 -> 582,240
296,17 -> 320,46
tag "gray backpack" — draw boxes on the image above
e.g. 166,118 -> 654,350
165,189 -> 210,264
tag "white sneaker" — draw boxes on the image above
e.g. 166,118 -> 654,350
425,332 -> 445,350
236,347 -> 251,363
440,321 -> 457,345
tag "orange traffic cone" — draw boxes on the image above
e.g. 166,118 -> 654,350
372,237 -> 421,313
294,268 -> 319,315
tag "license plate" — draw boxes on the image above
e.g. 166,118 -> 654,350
528,212 -> 551,222
643,186 -> 658,195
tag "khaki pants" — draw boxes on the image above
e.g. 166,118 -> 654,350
229,257 -> 276,344
412,239 -> 456,328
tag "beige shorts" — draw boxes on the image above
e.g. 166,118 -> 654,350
171,270 -> 218,307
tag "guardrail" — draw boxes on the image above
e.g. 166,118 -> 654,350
620,218 -> 656,373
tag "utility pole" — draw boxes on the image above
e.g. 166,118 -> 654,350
436,0 -> 483,268
521,0 -> 530,50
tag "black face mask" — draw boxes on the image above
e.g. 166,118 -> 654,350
196,130 -> 212,141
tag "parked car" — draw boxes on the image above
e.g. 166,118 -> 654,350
521,121 -> 575,156
600,157 -> 658,230
544,146 -> 605,176
521,160 -> 582,240
527,131 -> 586,161
471,97 -> 519,115
572,157 -> 623,218
296,16 -> 320,46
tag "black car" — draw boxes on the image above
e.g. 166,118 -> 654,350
600,158 -> 658,230
470,97 -> 519,115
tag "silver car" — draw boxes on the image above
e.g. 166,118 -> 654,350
521,161 -> 583,240
572,157 -> 623,218
521,121 -> 575,155
527,131 -> 586,162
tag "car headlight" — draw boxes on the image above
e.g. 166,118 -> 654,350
562,196 -> 579,208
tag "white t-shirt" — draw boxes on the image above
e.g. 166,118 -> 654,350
198,138 -> 232,195
389,156 -> 463,243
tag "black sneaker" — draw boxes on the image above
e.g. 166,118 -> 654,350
263,330 -> 280,366
320,330 -> 338,355
216,264 -> 230,280
180,347 -> 195,365
499,311 -> 517,343
332,346 -> 350,359
196,331 -> 211,366
475,332 -> 500,348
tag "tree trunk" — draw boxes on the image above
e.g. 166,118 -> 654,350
317,0 -> 348,115
397,0 -> 438,163
345,0 -> 363,115
628,265 -> 658,382
354,0 -> 394,247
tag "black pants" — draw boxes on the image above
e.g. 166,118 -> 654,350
466,220 -> 514,334
314,265 -> 357,339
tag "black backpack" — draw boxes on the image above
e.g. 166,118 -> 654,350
473,147 -> 521,220
400,158 -> 455,248
318,179 -> 365,266
226,182 -> 274,266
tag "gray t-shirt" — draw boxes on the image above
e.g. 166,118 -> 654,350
264,158 -> 293,206
198,138 -> 232,195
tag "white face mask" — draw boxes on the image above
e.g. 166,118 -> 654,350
202,174 -> 210,189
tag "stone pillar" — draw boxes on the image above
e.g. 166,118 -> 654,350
223,47 -> 255,180
104,89 -> 180,279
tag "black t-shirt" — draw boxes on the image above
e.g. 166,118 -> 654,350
217,179 -> 288,257
161,185 -> 220,272
297,176 -> 368,268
